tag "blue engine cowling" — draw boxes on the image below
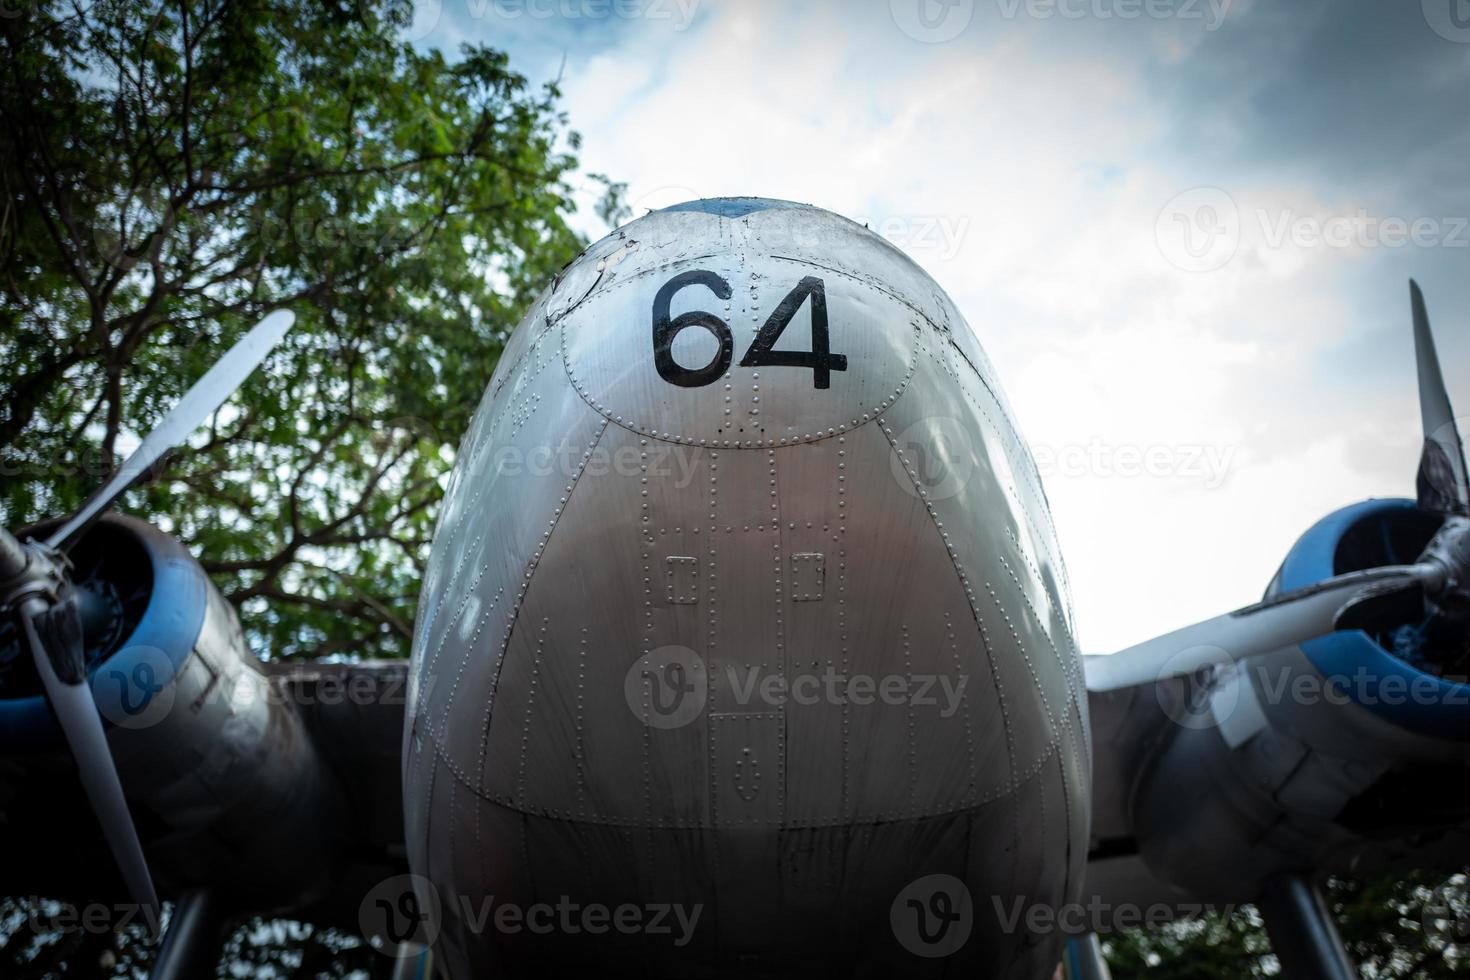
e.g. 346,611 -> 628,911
0,515 -> 340,909
0,515 -> 207,750
1269,497 -> 1470,740
1127,498 -> 1470,902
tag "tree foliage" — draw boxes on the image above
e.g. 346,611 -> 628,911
0,0 -> 613,660
1,4 -> 1465,979
1105,872 -> 1470,979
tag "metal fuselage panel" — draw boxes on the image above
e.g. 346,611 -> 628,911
404,202 -> 1088,978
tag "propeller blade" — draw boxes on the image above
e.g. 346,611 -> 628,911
1084,563 -> 1441,693
20,596 -> 160,933
1410,280 -> 1469,516
45,310 -> 295,551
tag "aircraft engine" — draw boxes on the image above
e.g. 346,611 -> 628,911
0,514 -> 340,911
1129,498 -> 1470,901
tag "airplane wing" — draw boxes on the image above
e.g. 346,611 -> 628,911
3,259 -> 1468,980
0,657 -> 411,930
1067,281 -> 1470,978
0,314 -> 419,956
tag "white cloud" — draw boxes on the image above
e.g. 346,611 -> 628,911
443,0 -> 1466,652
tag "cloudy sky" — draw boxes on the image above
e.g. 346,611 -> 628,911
410,0 -> 1470,653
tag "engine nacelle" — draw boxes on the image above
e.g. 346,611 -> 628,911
1130,499 -> 1470,901
0,515 -> 340,910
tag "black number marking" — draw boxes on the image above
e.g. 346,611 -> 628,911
652,270 -> 734,388
650,272 -> 848,390
739,276 -> 847,389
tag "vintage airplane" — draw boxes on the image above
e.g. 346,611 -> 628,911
1,198 -> 1468,980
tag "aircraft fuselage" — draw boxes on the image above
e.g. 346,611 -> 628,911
404,198 -> 1089,978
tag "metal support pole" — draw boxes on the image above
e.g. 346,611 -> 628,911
1064,933 -> 1113,980
1258,874 -> 1358,980
149,890 -> 223,980
389,945 -> 434,980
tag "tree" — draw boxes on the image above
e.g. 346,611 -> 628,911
1104,872 -> 1470,979
0,0 -> 619,661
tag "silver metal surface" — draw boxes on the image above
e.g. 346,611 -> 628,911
403,199 -> 1088,977
45,310 -> 294,551
21,594 -> 160,928
1067,933 -> 1113,980
1411,279 -> 1470,515
1084,563 -> 1440,693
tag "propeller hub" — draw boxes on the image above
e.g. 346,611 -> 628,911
1423,516 -> 1470,619
0,532 -> 69,613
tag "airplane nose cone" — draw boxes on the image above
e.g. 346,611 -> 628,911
408,196 -> 1087,979
558,199 -> 936,450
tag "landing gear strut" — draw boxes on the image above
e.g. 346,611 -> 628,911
1259,874 -> 1357,980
